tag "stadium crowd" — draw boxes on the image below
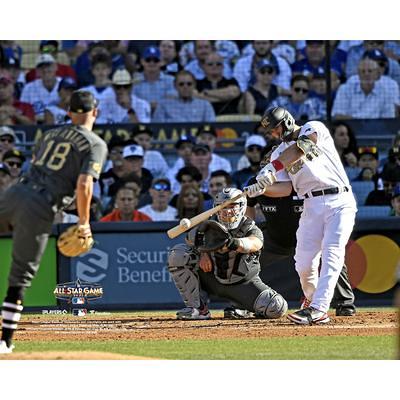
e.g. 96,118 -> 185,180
0,40 -> 399,224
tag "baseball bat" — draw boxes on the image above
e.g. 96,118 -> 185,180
167,192 -> 246,239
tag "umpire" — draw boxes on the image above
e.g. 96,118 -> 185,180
246,145 -> 356,316
0,91 -> 108,354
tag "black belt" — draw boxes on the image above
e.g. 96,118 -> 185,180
19,177 -> 58,210
304,186 -> 349,199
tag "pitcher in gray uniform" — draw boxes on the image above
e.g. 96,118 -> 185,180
167,188 -> 288,320
0,91 -> 108,354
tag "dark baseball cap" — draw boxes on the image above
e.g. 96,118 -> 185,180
197,125 -> 217,137
142,46 -> 161,61
132,125 -> 153,137
362,49 -> 388,63
58,77 -> 78,91
193,143 -> 211,154
69,90 -> 98,113
175,135 -> 195,149
2,149 -> 26,163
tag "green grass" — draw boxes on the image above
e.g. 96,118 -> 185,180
14,336 -> 397,360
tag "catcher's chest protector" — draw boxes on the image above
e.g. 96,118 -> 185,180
211,217 -> 260,285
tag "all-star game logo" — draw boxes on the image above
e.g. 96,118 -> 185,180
54,279 -> 103,305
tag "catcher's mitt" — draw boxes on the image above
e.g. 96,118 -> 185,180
195,220 -> 232,252
57,225 -> 94,257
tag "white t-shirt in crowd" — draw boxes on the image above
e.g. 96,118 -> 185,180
138,205 -> 177,221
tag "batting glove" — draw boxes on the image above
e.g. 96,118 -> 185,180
244,182 -> 266,198
256,162 -> 277,187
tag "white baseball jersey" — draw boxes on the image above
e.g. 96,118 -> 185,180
271,121 -> 350,197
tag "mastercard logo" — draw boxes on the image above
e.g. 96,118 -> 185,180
345,235 -> 400,294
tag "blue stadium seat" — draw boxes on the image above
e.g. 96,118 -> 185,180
356,205 -> 391,218
351,181 -> 375,206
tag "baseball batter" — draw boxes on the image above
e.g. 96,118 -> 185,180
245,107 -> 357,325
0,91 -> 107,354
167,188 -> 288,320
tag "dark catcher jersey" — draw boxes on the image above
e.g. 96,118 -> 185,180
26,125 -> 108,206
247,177 -> 303,248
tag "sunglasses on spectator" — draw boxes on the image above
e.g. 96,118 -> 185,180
114,84 -> 132,90
206,62 -> 223,67
293,87 -> 309,94
177,81 -> 194,87
0,137 -> 14,143
145,57 -> 160,63
258,68 -> 274,75
110,149 -> 123,155
6,161 -> 22,168
152,183 -> 170,191
247,145 -> 262,152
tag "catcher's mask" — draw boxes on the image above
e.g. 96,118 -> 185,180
214,188 -> 246,230
260,106 -> 296,142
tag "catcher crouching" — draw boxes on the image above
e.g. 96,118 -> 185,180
167,188 -> 288,320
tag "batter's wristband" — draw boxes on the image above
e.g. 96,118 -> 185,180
271,159 -> 284,171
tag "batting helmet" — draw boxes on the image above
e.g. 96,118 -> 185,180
260,107 -> 296,142
214,188 -> 246,230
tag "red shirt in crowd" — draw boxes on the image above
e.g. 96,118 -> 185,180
100,209 -> 152,222
25,63 -> 77,83
12,99 -> 35,122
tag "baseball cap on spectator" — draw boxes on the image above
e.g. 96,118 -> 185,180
36,53 -> 56,67
3,56 -> 20,69
245,135 -> 267,148
112,69 -> 133,86
175,135 -> 195,149
107,135 -> 126,151
0,126 -> 16,142
142,46 -> 161,61
132,125 -> 153,138
40,40 -> 59,50
256,59 -> 276,72
69,91 -> 98,113
151,178 -> 171,191
0,72 -> 13,85
0,163 -> 10,175
313,66 -> 341,79
2,149 -> 26,163
358,146 -> 379,159
123,144 -> 144,159
392,184 -> 400,199
58,77 -> 78,91
362,49 -> 388,64
197,125 -> 217,138
192,143 -> 211,154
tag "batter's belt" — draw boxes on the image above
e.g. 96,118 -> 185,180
304,186 -> 349,199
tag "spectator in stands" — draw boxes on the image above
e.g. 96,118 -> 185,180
176,182 -> 204,220
195,52 -> 240,116
2,149 -> 25,186
346,41 -> 400,85
381,145 -> 400,183
203,169 -> 233,210
332,58 -> 397,119
331,122 -> 359,168
239,59 -> 279,116
190,143 -> 213,192
25,40 -> 77,83
185,40 -> 232,80
0,162 -> 11,194
168,135 -> 196,193
20,54 -> 60,122
232,135 -> 266,189
270,74 -> 324,120
355,146 -> 380,185
292,40 -> 344,79
233,40 -> 292,93
365,176 -> 397,206
100,186 -> 152,222
159,40 -> 182,76
153,70 -> 215,123
1,55 -> 24,99
0,71 -> 34,125
195,125 -> 231,172
82,54 -> 115,120
390,184 -> 400,216
131,125 -> 169,179
43,77 -> 77,125
0,126 -> 17,161
100,68 -> 151,123
133,46 -> 176,114
138,178 -> 177,221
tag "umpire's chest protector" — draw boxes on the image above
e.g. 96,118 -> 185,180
211,218 -> 261,285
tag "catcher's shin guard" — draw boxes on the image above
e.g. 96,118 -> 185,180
253,289 -> 288,319
168,244 -> 202,308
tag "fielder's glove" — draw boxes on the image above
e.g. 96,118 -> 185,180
195,220 -> 238,252
243,182 -> 266,198
57,224 -> 94,257
256,162 -> 278,187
